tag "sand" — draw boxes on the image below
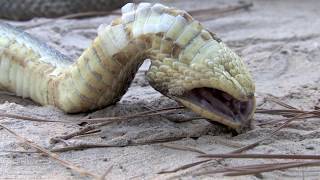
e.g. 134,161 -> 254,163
1,0 -> 320,179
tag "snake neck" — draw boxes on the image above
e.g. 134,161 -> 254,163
48,4 -> 203,113
49,32 -> 151,112
0,3 -> 247,114
0,3 -> 212,113
0,3 -> 256,131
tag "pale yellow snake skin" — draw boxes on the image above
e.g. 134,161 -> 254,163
0,3 -> 256,132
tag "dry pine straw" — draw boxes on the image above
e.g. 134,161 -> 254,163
0,106 -> 183,179
0,2 -> 315,178
0,124 -> 112,180
158,96 -> 320,176
16,1 -> 253,30
1,95 -> 320,177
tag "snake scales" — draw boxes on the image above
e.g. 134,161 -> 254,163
0,3 -> 256,132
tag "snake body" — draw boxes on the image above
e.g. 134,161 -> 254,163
0,0 -> 129,20
0,3 -> 256,132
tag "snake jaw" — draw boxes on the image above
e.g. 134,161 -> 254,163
174,88 -> 256,132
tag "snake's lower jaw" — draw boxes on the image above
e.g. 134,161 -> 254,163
175,87 -> 256,133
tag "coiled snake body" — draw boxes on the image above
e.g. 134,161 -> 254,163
0,3 -> 256,132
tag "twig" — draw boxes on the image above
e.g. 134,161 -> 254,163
99,165 -> 113,180
52,136 -> 187,153
0,150 -> 39,154
50,106 -> 184,143
0,112 -> 72,123
158,159 -> 212,174
194,161 -> 305,175
51,143 -> 129,152
256,109 -> 320,117
19,2 -> 253,30
199,153 -> 320,160
225,160 -> 320,176
50,121 -> 114,144
160,144 -> 206,154
265,96 -> 298,110
158,102 -> 308,174
81,106 -> 184,123
0,124 -> 100,179
257,115 -> 317,126
158,135 -> 261,175
143,105 -> 201,123
19,10 -> 121,30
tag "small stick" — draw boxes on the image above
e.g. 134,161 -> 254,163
0,150 -> 39,154
265,96 -> 298,110
50,106 -> 184,143
81,106 -> 184,123
195,162 -> 301,175
225,160 -> 320,176
51,143 -> 128,152
99,165 -> 113,180
199,153 -> 320,160
0,112 -> 72,123
158,159 -> 212,174
160,144 -> 206,154
50,121 -> 114,144
143,105 -> 201,123
0,124 -> 100,179
52,136 -> 187,152
19,10 -> 121,30
258,115 -> 317,126
20,2 -> 253,30
158,113 -> 306,174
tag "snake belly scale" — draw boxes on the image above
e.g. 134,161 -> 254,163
0,3 -> 256,132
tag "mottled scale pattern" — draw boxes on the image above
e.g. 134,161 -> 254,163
0,3 -> 254,115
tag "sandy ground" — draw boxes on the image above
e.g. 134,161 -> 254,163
1,0 -> 320,179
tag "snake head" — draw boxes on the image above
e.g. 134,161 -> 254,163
146,37 -> 255,133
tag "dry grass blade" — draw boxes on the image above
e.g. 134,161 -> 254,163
0,124 -> 100,179
56,11 -> 121,19
199,153 -> 320,160
256,96 -> 320,126
51,143 -> 128,152
19,10 -> 121,30
265,96 -> 298,110
256,108 -> 320,117
158,97 -> 320,176
51,136 -> 187,153
158,159 -> 211,174
50,106 -> 184,143
158,106 -> 307,175
0,112 -> 72,123
50,121 -> 114,144
0,150 -> 39,154
20,2 -> 253,30
255,109 -> 305,115
258,115 -> 318,126
160,144 -> 206,154
225,160 -> 320,176
195,162 -> 306,175
99,165 -> 113,180
82,106 -> 184,123
157,135 -> 262,174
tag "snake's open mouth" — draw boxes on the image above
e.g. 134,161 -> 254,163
177,87 -> 255,131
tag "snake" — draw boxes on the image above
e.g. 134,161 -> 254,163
0,3 -> 256,133
0,0 -> 130,20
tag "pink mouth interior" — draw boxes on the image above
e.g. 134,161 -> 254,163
181,87 -> 254,123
